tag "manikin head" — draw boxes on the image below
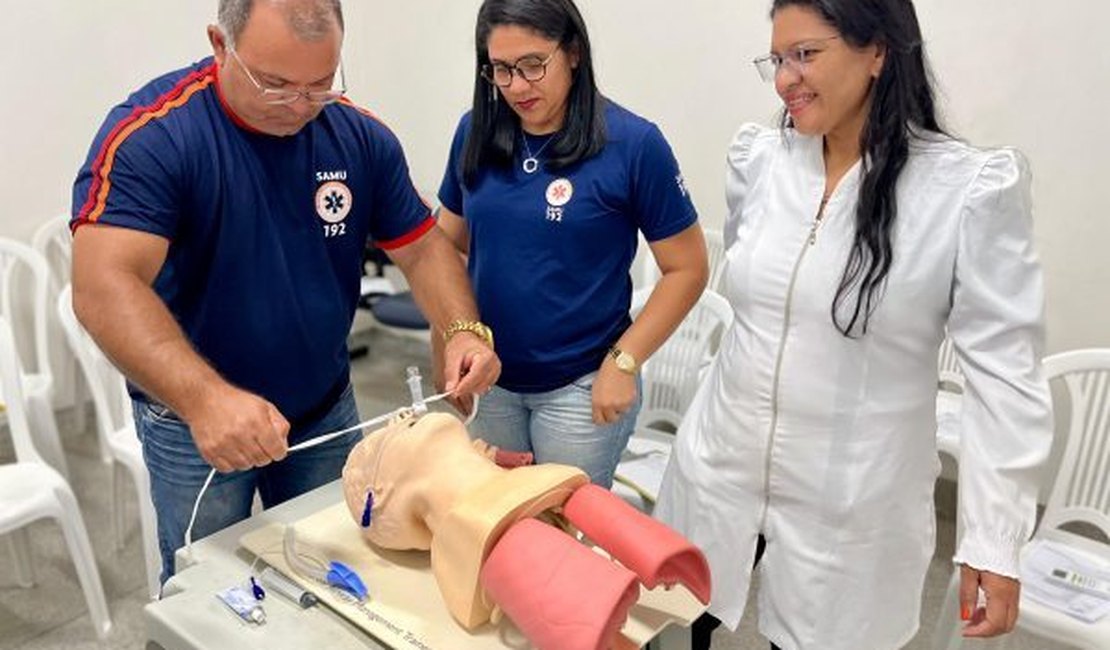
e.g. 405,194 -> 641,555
342,412 -> 590,629
341,412 -> 500,551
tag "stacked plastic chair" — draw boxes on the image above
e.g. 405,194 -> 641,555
57,285 -> 161,600
32,214 -> 87,438
613,288 -> 733,509
0,238 -> 68,479
933,348 -> 1110,650
0,315 -> 111,638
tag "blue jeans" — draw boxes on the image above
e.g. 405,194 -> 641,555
472,371 -> 641,487
133,384 -> 361,585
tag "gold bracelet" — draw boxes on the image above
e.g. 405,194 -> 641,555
443,319 -> 494,350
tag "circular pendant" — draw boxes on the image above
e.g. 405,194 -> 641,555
522,157 -> 539,174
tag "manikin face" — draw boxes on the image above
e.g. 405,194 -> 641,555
208,1 -> 343,136
342,413 -> 493,551
769,5 -> 885,141
485,25 -> 579,135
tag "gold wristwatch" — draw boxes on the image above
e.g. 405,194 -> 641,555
443,319 -> 495,350
608,345 -> 639,375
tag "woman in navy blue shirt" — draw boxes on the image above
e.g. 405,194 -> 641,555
436,0 -> 708,487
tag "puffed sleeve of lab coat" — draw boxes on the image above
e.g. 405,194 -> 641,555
723,123 -> 771,250
948,149 -> 1054,578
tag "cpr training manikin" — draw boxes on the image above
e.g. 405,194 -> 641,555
341,411 -> 711,650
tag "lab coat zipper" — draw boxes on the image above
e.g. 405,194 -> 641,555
758,197 -> 830,532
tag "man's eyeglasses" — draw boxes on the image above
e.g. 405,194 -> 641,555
753,36 -> 840,82
227,45 -> 346,105
480,49 -> 558,88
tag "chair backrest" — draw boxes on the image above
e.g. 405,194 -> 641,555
0,238 -> 52,379
1037,348 -> 1110,552
0,316 -> 46,465
639,228 -> 727,293
32,215 -> 78,406
31,215 -> 72,292
56,286 -> 130,454
631,289 -> 733,432
703,228 -> 727,293
937,334 -> 964,392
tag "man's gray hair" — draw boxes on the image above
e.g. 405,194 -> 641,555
218,0 -> 344,46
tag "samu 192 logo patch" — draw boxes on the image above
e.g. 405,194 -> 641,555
545,178 -> 574,223
316,181 -> 352,224
546,178 -> 574,207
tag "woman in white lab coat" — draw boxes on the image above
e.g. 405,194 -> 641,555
654,1 -> 1053,649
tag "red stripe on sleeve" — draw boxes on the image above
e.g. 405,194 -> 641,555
375,216 -> 436,250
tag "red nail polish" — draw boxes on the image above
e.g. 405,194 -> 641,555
960,603 -> 971,621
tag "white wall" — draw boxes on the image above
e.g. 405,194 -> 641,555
1,0 -> 1106,353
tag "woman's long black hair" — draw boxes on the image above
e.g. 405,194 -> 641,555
462,0 -> 606,186
772,0 -> 946,336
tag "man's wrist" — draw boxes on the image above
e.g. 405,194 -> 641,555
443,319 -> 494,350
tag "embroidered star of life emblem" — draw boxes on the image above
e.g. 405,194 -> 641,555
324,191 -> 346,215
315,181 -> 353,223
545,178 -> 574,207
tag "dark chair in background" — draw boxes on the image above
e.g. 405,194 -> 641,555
349,243 -> 430,359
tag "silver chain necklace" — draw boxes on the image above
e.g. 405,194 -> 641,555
521,129 -> 556,174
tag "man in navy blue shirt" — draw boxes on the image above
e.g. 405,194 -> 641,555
71,0 -> 499,583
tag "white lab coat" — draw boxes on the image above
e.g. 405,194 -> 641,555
655,124 -> 1053,650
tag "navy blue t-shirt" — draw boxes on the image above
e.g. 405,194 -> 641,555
72,58 -> 432,425
438,102 -> 698,392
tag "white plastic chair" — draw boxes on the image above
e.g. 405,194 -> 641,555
613,289 -> 733,508
57,285 -> 161,600
0,315 -> 112,639
935,335 -> 965,464
32,214 -> 87,435
639,227 -> 727,293
30,215 -> 72,283
934,348 -> 1110,650
703,228 -> 727,293
937,334 -> 963,389
0,238 -> 69,479
630,288 -> 733,433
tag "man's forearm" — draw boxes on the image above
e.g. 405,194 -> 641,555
392,228 -> 481,331
389,226 -> 501,396
74,271 -> 226,419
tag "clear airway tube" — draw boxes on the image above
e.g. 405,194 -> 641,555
181,389 -> 480,559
